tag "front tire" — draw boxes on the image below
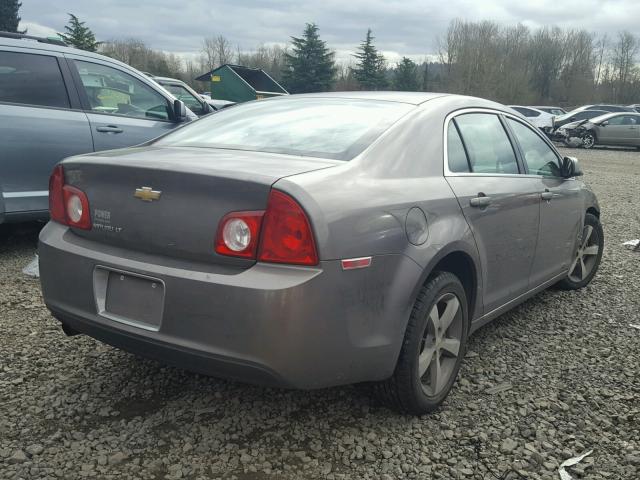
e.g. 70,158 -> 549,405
373,272 -> 469,414
582,131 -> 596,149
557,213 -> 604,290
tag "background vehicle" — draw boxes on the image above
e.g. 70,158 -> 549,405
533,106 -> 566,115
508,105 -> 554,133
574,104 -> 635,113
552,108 -> 609,130
39,93 -> 602,415
628,104 -> 640,113
150,75 -> 215,117
569,112 -> 640,149
0,32 -> 196,224
150,76 -> 235,114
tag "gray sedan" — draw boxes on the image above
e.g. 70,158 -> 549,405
38,92 -> 603,414
576,112 -> 640,149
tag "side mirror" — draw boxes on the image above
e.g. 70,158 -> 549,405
570,117 -> 576,121
562,156 -> 583,178
173,99 -> 187,122
600,120 -> 609,127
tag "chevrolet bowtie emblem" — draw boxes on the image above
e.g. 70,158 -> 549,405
134,186 -> 162,202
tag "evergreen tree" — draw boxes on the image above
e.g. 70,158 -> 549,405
0,0 -> 25,33
58,14 -> 99,52
282,23 -> 336,93
352,29 -> 387,90
393,57 -> 419,91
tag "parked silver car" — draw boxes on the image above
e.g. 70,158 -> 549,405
0,32 -> 195,224
573,112 -> 640,149
39,93 -> 603,414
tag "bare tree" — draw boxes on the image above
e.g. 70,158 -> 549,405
200,35 -> 234,72
610,31 -> 639,103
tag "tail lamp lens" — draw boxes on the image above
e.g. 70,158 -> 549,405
48,165 -> 91,230
215,211 -> 264,258
257,190 -> 318,266
66,193 -> 83,223
215,190 -> 319,266
49,165 -> 66,224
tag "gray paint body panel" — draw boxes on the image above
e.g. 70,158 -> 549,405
38,93 -> 600,388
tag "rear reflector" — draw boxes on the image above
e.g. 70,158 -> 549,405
257,190 -> 318,266
341,257 -> 372,270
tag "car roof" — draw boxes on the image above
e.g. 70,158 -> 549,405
587,111 -> 640,123
0,36 -> 142,73
152,76 -> 183,84
286,91 -> 451,105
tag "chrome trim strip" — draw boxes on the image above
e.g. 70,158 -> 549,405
3,190 -> 49,198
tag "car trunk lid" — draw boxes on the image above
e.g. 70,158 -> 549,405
62,146 -> 337,267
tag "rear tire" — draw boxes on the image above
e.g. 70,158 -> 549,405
373,272 -> 469,414
557,213 -> 604,290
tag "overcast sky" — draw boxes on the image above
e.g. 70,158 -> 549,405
19,0 -> 640,65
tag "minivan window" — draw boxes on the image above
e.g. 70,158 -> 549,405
156,98 -> 414,160
0,52 -> 70,108
73,60 -> 170,120
454,113 -> 519,174
507,119 -> 561,177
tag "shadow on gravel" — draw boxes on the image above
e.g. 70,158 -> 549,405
0,221 -> 43,252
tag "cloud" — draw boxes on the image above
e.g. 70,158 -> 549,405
17,0 -> 640,64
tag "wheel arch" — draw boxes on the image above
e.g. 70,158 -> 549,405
408,243 -> 482,325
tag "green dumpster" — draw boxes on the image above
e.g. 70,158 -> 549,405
195,64 -> 288,103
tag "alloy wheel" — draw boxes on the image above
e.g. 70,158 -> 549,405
582,133 -> 595,149
568,224 -> 600,283
418,293 -> 463,396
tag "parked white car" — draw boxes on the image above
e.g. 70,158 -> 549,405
508,106 -> 555,133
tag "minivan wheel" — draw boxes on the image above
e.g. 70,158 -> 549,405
557,213 -> 604,290
373,271 -> 469,414
582,132 -> 596,149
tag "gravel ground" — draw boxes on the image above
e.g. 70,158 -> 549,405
1,147 -> 639,480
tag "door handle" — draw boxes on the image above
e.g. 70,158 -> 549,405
470,194 -> 492,208
540,190 -> 553,201
96,125 -> 123,133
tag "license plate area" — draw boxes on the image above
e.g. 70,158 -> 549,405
94,266 -> 165,331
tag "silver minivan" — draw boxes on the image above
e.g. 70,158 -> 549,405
0,32 -> 195,224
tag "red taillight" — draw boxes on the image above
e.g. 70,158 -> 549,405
215,211 -> 264,258
48,165 -> 91,230
49,165 -> 66,224
257,190 -> 318,266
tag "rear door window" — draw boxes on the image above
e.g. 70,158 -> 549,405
454,113 -> 519,174
72,60 -> 171,120
0,51 -> 70,108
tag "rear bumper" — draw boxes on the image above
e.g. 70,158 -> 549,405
39,222 -> 421,388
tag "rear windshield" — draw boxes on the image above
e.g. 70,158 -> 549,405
155,97 -> 414,160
